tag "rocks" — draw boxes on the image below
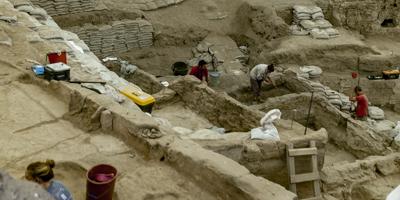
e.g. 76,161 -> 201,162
0,171 -> 53,200
291,5 -> 339,39
368,106 -> 385,120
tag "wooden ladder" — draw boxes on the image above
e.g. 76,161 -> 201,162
286,141 -> 322,200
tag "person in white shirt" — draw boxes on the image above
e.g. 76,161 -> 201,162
249,64 -> 275,101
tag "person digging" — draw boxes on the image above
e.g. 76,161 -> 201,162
349,86 -> 369,121
250,64 -> 276,102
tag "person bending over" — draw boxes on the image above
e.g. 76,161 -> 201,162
250,64 -> 276,101
189,60 -> 209,84
25,160 -> 73,200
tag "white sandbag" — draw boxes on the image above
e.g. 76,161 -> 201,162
309,6 -> 323,14
391,121 -> 400,138
315,19 -> 333,29
368,106 -> 385,120
329,99 -> 342,106
387,185 -> 400,200
251,109 -> 281,140
251,127 -> 280,141
293,5 -> 311,14
312,12 -> 324,20
300,20 -> 318,30
290,25 -> 309,36
326,28 -> 340,36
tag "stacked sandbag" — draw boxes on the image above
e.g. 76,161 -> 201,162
368,106 -> 385,120
301,80 -> 352,110
29,0 -> 96,16
291,5 -> 339,39
300,66 -> 322,79
68,19 -> 154,57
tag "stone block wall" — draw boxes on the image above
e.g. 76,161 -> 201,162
29,0 -> 96,16
68,19 -> 154,57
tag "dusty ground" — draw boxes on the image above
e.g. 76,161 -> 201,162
152,103 -> 214,130
0,79 -> 217,200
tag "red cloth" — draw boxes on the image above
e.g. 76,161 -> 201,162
189,66 -> 208,82
355,95 -> 368,117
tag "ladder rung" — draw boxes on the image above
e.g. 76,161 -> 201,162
288,147 -> 318,156
291,172 -> 320,183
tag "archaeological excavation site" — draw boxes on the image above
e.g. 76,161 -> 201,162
1,0 -> 400,199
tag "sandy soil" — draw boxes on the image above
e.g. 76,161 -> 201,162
119,46 -> 193,77
152,103 -> 214,130
229,86 -> 292,105
351,174 -> 400,200
0,79 -> 216,200
323,143 -> 356,167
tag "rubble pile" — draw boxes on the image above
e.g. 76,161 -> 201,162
290,5 -> 340,39
69,19 -> 154,57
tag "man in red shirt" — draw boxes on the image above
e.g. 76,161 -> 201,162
189,60 -> 209,84
350,86 -> 368,121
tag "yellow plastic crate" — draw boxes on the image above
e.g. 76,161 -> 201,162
120,85 -> 155,113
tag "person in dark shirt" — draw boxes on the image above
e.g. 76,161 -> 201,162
350,86 -> 368,121
189,60 -> 209,84
25,160 -> 73,200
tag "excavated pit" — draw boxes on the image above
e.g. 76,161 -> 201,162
4,0 -> 400,199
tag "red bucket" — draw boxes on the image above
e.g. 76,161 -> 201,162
47,51 -> 67,64
86,164 -> 117,200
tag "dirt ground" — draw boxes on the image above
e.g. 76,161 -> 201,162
152,103 -> 214,130
0,77 -> 216,200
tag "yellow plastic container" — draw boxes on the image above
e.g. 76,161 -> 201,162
120,85 -> 155,113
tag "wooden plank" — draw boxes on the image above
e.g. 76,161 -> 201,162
288,147 -> 318,157
310,141 -> 322,197
290,172 -> 320,183
286,143 -> 297,193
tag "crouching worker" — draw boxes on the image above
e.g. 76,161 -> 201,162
25,160 -> 73,200
188,60 -> 209,84
250,64 -> 276,102
350,86 -> 368,121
